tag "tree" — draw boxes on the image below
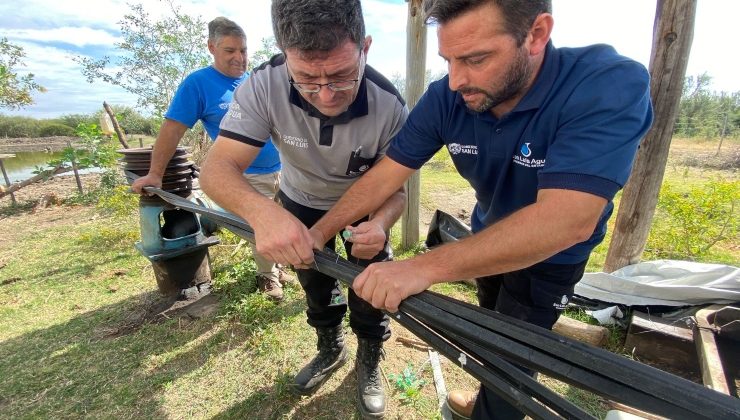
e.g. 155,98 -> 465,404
0,37 -> 46,110
248,37 -> 281,70
675,72 -> 740,139
74,0 -> 210,118
389,69 -> 446,101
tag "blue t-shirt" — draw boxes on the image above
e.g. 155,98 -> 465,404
166,66 -> 280,174
387,42 -> 653,264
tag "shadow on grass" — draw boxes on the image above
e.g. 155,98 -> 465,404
213,366 -> 363,420
0,288 -> 306,418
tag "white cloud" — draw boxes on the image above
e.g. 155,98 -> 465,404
3,0 -> 738,119
3,27 -> 120,48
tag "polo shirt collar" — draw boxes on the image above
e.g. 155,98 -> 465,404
513,40 -> 558,112
288,68 -> 369,124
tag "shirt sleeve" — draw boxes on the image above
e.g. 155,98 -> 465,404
218,70 -> 272,148
165,73 -> 203,129
386,79 -> 448,169
538,59 -> 653,200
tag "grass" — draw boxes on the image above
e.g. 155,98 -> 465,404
0,203 -> 474,418
0,136 -> 737,418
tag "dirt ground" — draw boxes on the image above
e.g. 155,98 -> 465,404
0,136 -> 83,153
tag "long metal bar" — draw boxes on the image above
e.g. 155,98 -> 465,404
417,291 -> 740,418
139,185 -> 740,419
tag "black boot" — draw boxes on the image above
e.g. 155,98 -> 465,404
293,325 -> 348,395
356,338 -> 386,419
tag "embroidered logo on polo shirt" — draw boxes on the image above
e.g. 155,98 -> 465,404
553,294 -> 569,310
513,142 -> 545,168
447,143 -> 478,155
226,103 -> 243,120
281,134 -> 309,149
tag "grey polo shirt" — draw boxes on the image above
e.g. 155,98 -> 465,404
219,54 -> 408,210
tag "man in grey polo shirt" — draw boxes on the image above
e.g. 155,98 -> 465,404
200,0 -> 407,417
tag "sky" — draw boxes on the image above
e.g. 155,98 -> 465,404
1,0 -> 737,119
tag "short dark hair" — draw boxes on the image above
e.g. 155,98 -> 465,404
208,17 -> 246,43
271,0 -> 366,54
423,0 -> 551,46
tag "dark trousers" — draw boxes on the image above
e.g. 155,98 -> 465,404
278,191 -> 391,341
471,260 -> 588,420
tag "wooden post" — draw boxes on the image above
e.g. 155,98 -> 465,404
103,101 -> 131,149
0,154 -> 17,204
604,0 -> 697,272
401,0 -> 427,248
67,141 -> 83,194
0,164 -> 70,199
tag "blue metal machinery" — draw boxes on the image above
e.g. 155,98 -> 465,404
120,147 -> 219,297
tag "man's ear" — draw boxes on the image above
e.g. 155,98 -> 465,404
363,35 -> 373,56
207,39 -> 216,55
527,13 -> 553,56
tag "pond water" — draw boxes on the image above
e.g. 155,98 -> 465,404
0,151 -> 100,183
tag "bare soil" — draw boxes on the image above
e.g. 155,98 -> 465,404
0,136 -> 83,153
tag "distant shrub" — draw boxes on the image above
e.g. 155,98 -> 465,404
38,122 -> 75,137
0,115 -> 40,137
58,114 -> 97,130
646,179 -> 739,259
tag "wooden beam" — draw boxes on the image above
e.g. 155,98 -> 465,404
604,0 -> 697,272
552,315 -> 608,347
401,0 -> 426,248
0,157 -> 17,204
103,101 -> 131,149
693,305 -> 732,394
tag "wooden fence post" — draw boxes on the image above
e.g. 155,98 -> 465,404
401,0 -> 427,248
0,155 -> 17,204
604,0 -> 697,272
103,101 -> 130,149
67,141 -> 84,194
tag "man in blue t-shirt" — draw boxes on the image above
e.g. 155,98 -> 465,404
132,17 -> 291,301
270,1 -> 651,419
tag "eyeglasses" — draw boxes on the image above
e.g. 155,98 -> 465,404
288,51 -> 365,94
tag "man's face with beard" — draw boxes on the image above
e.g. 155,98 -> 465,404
438,2 -> 539,116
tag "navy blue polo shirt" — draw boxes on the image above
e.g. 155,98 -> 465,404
387,42 -> 653,264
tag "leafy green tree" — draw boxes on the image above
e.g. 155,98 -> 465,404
248,37 -> 281,70
74,0 -> 210,118
390,69 -> 446,101
675,73 -> 739,138
0,37 -> 46,110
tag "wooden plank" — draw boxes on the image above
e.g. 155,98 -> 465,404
0,154 -> 16,159
693,305 -> 731,394
552,315 -> 608,347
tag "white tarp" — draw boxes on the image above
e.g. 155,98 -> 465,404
575,260 -> 740,307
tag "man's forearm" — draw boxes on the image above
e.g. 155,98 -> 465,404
200,158 -> 278,222
148,120 -> 188,177
413,189 -> 607,285
368,188 -> 406,232
313,158 -> 414,242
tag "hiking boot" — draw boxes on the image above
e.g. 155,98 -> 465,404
293,325 -> 349,395
356,338 -> 386,419
446,389 -> 477,419
256,275 -> 283,301
277,266 -> 297,285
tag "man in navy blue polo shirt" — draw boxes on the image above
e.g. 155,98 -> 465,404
303,1 -> 653,419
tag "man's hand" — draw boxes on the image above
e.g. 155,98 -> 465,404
353,259 -> 432,313
252,205 -> 316,268
131,173 -> 163,195
344,221 -> 386,260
